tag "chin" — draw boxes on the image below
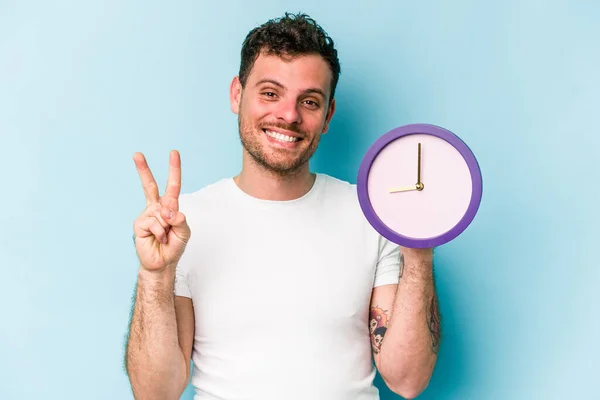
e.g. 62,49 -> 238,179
260,157 -> 306,175
241,128 -> 317,174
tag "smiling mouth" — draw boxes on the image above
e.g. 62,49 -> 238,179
263,129 -> 302,143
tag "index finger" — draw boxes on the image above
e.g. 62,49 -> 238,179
164,150 -> 182,202
133,152 -> 160,205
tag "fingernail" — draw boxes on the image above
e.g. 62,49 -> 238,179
162,236 -> 168,244
167,209 -> 174,219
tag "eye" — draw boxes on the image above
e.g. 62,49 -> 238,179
303,99 -> 319,108
261,91 -> 277,99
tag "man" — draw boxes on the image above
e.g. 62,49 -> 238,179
125,12 -> 440,400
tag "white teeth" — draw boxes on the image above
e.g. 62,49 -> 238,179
265,130 -> 299,143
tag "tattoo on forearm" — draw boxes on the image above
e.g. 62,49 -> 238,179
427,295 -> 441,354
398,253 -> 404,278
369,305 -> 389,354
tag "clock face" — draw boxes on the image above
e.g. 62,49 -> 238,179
357,124 -> 483,248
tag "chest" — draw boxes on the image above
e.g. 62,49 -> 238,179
188,210 -> 379,339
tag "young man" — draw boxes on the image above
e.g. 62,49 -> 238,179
125,12 -> 440,400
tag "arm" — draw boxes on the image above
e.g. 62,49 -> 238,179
125,268 -> 195,400
369,247 -> 440,399
125,151 -> 194,399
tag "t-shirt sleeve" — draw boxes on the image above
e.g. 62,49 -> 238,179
173,194 -> 193,298
174,260 -> 192,298
373,235 -> 401,287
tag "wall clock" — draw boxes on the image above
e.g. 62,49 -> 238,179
357,123 -> 483,249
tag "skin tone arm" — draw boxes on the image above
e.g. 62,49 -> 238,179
369,247 -> 440,399
124,150 -> 194,399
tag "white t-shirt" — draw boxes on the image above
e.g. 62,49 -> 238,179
175,173 -> 400,400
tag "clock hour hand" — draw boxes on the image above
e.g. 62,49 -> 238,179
389,184 -> 418,193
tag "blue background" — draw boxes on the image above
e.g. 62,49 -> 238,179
1,1 -> 598,399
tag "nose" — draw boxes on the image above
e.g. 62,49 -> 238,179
274,98 -> 302,125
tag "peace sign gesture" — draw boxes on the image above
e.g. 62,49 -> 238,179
132,150 -> 191,272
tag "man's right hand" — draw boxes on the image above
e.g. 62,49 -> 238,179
132,150 -> 191,272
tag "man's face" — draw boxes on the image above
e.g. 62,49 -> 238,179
230,52 -> 336,176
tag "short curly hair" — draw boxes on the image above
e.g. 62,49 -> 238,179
238,12 -> 341,103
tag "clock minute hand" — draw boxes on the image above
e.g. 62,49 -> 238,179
417,142 -> 421,184
416,143 -> 424,191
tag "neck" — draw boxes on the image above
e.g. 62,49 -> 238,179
233,152 -> 316,201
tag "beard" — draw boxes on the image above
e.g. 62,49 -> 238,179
237,106 -> 321,177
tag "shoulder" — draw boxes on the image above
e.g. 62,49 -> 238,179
178,177 -> 232,215
315,173 -> 369,223
316,173 -> 394,255
318,173 -> 355,192
317,173 -> 360,204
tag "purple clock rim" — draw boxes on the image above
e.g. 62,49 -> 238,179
357,123 -> 483,248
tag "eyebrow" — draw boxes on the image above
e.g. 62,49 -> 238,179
255,78 -> 328,100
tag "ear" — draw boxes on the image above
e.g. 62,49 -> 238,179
230,76 -> 242,114
321,97 -> 336,134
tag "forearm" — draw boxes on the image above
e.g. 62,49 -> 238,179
378,249 -> 440,397
125,267 -> 187,399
